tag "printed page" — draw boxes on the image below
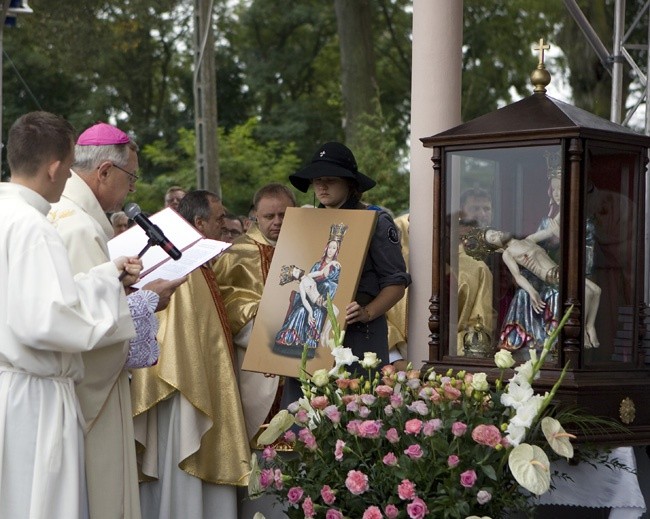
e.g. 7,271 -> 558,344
133,239 -> 231,288
108,207 -> 204,275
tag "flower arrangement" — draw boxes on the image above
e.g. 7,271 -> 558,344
249,305 -> 597,519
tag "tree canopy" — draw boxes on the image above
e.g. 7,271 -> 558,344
1,1 -> 639,214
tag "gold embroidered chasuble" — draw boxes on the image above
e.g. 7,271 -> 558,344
386,213 -> 410,352
213,224 -> 280,441
214,224 -> 274,336
131,266 -> 250,485
457,245 -> 494,351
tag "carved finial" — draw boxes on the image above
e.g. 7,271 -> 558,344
530,38 -> 552,94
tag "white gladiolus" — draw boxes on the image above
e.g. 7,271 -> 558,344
500,381 -> 534,410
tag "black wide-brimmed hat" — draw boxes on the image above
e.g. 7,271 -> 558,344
289,142 -> 376,193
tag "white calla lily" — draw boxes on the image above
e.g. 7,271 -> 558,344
541,416 -> 575,459
508,443 -> 551,495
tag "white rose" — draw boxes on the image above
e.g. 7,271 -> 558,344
311,369 -> 330,387
360,351 -> 380,369
494,349 -> 515,369
471,372 -> 489,392
476,490 -> 492,505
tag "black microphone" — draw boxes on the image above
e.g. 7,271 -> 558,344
124,203 -> 182,260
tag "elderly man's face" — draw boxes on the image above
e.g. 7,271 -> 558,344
165,189 -> 186,210
461,195 -> 492,227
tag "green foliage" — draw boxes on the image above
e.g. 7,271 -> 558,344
127,119 -> 302,214
352,107 -> 409,215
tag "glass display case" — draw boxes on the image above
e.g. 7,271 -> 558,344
421,88 -> 650,443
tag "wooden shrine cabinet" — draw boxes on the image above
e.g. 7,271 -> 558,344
421,89 -> 650,444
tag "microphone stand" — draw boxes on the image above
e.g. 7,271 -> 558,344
118,237 -> 158,282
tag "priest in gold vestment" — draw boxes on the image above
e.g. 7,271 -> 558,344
386,213 -> 410,365
214,183 -> 296,442
131,190 -> 251,519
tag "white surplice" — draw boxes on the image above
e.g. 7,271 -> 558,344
0,182 -> 134,519
49,171 -> 142,519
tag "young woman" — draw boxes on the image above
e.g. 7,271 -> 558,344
288,141 -> 411,367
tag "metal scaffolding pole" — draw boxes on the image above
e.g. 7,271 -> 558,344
611,0 -> 626,124
193,0 -> 220,195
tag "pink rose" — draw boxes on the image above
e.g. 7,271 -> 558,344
362,506 -> 383,519
404,444 -> 424,460
358,420 -> 382,439
406,400 -> 428,415
273,468 -> 283,490
358,406 -> 371,418
334,439 -> 346,461
345,470 -> 369,495
406,497 -> 428,519
383,452 -> 398,466
360,394 -> 376,405
346,400 -> 359,413
384,404 -> 394,416
259,468 -> 274,488
324,405 -> 341,424
310,395 -> 329,410
451,421 -> 467,437
447,454 -> 459,468
460,469 -> 477,488
262,446 -> 276,460
443,382 -> 461,401
397,479 -> 416,500
298,428 -> 317,450
381,364 -> 397,377
283,430 -> 296,443
295,409 -> 309,423
347,420 -> 361,436
404,418 -> 423,435
385,504 -> 399,519
385,427 -> 400,444
321,484 -> 336,505
336,378 -> 351,390
390,393 -> 404,408
302,496 -> 314,518
326,510 -> 344,519
422,418 -> 442,436
472,424 -> 502,447
375,384 -> 394,397
430,390 -> 442,403
287,486 -> 304,504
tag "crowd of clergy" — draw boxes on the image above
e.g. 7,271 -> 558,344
0,111 -> 410,519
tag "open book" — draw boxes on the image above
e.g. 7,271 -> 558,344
108,207 -> 230,288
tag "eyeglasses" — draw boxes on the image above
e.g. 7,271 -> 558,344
111,163 -> 139,184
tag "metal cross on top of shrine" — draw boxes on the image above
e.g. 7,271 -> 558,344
533,38 -> 550,67
531,38 -> 552,93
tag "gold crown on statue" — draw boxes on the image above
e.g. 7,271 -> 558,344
545,150 -> 562,179
461,227 -> 492,261
328,223 -> 349,244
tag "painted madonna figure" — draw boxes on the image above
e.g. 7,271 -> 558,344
274,223 -> 348,358
483,227 -> 601,356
